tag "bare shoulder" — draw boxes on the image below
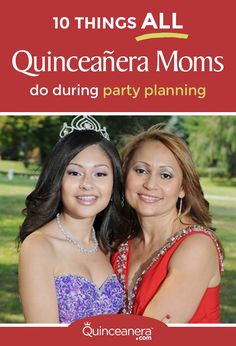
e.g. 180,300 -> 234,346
169,231 -> 219,273
19,226 -> 54,262
179,231 -> 217,251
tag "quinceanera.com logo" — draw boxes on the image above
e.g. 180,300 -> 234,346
82,321 -> 153,341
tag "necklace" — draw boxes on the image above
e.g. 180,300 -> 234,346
56,213 -> 99,256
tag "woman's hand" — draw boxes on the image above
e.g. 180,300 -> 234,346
161,314 -> 171,324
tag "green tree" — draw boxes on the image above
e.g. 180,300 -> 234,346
0,116 -> 40,166
182,116 -> 236,178
165,116 -> 186,140
100,115 -> 170,150
0,115 -> 171,166
0,116 -> 73,165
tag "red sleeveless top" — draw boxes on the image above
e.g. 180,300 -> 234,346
112,225 -> 223,323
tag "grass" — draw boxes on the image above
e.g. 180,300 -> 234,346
201,179 -> 236,322
0,159 -> 39,175
201,177 -> 236,197
0,175 -> 35,323
0,175 -> 235,323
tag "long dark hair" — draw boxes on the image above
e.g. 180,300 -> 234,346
18,130 -> 127,253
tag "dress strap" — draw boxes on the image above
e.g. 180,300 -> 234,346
115,225 -> 223,314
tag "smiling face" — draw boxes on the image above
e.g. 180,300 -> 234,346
125,140 -> 185,221
61,144 -> 113,221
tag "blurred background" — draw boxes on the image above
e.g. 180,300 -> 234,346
0,115 -> 235,323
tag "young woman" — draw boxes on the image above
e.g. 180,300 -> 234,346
112,125 -> 224,323
18,116 -> 126,323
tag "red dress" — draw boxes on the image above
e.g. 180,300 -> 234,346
112,225 -> 223,323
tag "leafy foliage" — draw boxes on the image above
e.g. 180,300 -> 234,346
0,115 -> 170,164
181,116 -> 236,178
1,115 -> 235,178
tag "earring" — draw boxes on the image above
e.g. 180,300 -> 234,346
178,198 -> 183,218
121,193 -> 125,207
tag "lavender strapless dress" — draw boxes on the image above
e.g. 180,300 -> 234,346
54,273 -> 124,323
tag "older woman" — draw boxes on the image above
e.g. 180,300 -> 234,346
112,125 -> 223,323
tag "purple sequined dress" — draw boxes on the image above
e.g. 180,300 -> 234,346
54,273 -> 124,323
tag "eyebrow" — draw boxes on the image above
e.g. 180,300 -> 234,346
159,165 -> 174,170
132,161 -> 174,169
68,163 -> 110,168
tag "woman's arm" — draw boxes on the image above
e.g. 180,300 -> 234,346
143,233 -> 220,323
18,232 -> 59,323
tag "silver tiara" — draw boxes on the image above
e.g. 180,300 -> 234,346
59,115 -> 110,140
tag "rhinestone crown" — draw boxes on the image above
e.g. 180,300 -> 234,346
59,115 -> 110,140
